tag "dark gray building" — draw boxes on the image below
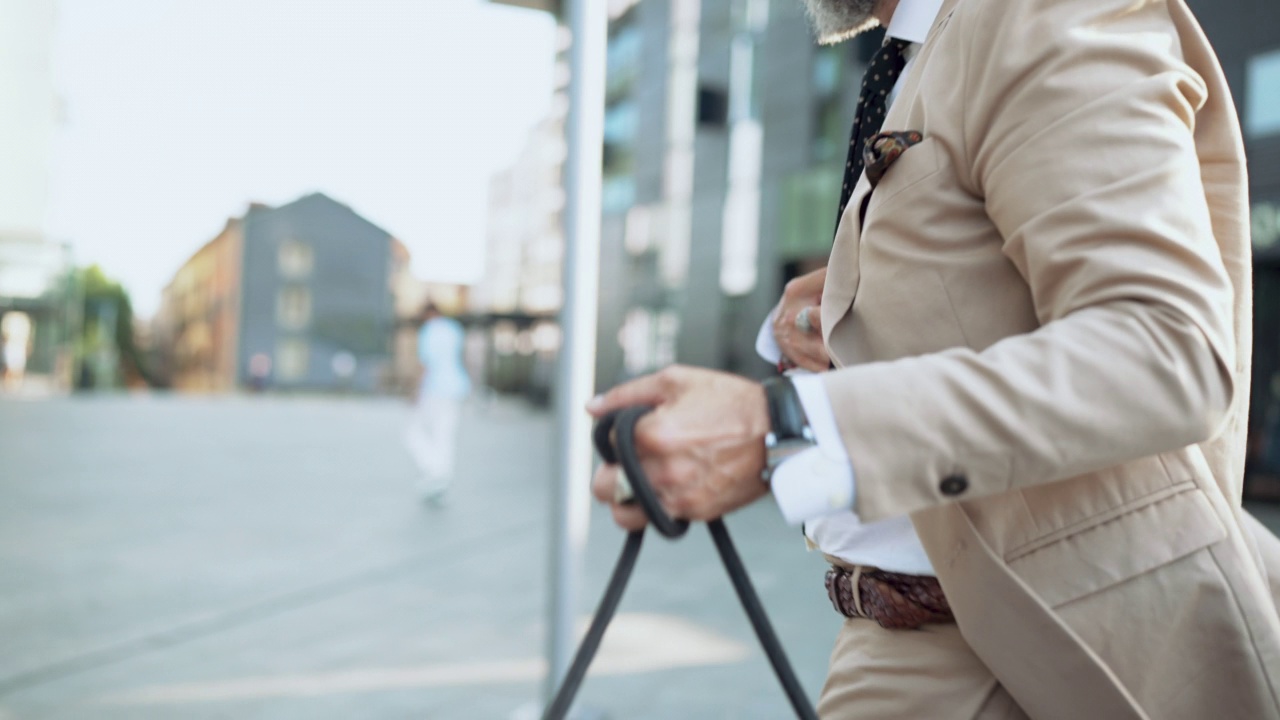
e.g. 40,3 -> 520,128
1190,0 -> 1280,481
1192,0 -> 1280,214
595,0 -> 885,385
749,4 -> 884,370
591,0 -> 1280,441
596,0 -> 686,386
495,0 -> 1280,489
237,193 -> 395,393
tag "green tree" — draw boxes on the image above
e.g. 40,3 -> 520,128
76,265 -> 158,389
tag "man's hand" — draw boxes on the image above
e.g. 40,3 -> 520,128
587,366 -> 771,531
772,267 -> 830,372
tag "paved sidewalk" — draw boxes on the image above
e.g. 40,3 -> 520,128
6,394 -> 1280,719
0,395 -> 835,719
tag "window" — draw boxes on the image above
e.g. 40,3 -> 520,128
603,98 -> 639,214
276,286 -> 311,329
624,205 -> 655,255
603,100 -> 639,162
1247,49 -> 1280,138
602,176 -> 637,212
278,239 -> 314,278
607,21 -> 643,99
1256,201 -> 1280,251
602,19 -> 641,216
697,85 -> 730,128
810,46 -> 848,163
603,100 -> 638,141
812,47 -> 841,95
618,307 -> 679,375
811,94 -> 846,163
275,339 -> 309,381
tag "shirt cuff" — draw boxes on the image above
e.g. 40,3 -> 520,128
769,374 -> 857,525
755,309 -> 782,364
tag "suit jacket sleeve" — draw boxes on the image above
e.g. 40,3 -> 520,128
823,0 -> 1238,523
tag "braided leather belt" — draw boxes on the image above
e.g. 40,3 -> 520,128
824,566 -> 955,630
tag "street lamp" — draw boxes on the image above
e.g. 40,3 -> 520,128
488,0 -> 561,12
488,0 -> 605,713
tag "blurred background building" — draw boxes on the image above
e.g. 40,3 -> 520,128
0,235 -> 78,391
1196,0 -> 1280,488
481,0 -> 927,392
472,114 -> 568,401
154,192 -> 464,395
4,3 -> 1280,716
483,0 -> 1280,489
0,0 -> 79,394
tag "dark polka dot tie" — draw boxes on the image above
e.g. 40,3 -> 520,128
833,38 -> 911,238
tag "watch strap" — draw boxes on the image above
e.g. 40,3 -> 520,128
763,376 -> 811,442
761,376 -> 817,483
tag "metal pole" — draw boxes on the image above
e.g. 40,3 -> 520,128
545,0 -> 606,706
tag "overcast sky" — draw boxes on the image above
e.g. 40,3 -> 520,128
45,0 -> 557,316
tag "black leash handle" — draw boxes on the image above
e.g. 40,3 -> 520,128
595,406 -> 689,538
543,406 -> 818,720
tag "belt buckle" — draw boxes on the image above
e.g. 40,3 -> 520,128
824,567 -> 842,612
825,566 -> 864,620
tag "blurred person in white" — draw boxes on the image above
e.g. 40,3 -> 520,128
1,312 -> 32,389
589,0 -> 1280,717
404,303 -> 471,503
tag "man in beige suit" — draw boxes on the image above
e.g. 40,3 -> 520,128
589,0 -> 1280,717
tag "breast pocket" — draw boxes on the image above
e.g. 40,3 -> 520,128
861,136 -> 944,224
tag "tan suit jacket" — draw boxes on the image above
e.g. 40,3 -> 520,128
820,0 -> 1280,717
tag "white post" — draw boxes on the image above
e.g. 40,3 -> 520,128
545,0 -> 606,706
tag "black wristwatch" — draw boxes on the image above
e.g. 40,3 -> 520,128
760,376 -> 818,484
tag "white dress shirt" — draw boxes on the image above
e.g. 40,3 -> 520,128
762,0 -> 945,576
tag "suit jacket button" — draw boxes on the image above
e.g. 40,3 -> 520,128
940,474 -> 969,496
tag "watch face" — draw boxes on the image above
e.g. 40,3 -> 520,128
762,377 -> 816,483
767,437 -> 818,470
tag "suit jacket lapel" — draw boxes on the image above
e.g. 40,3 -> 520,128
822,1 -> 962,356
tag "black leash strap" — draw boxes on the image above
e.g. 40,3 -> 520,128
541,405 -> 818,720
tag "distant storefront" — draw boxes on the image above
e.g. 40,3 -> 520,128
0,234 -> 79,391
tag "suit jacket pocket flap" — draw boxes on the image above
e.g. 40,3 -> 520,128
865,136 -> 942,211
1005,487 -> 1226,608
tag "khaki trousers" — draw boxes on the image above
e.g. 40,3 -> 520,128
818,619 -> 1028,720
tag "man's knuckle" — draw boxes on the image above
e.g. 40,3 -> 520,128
594,475 -> 617,501
651,465 -> 676,491
649,425 -> 681,453
637,424 -> 670,455
687,500 -> 714,522
667,495 -> 690,517
655,366 -> 678,388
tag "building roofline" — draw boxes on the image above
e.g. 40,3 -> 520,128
245,192 -> 395,240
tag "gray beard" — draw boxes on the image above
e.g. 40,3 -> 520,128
799,0 -> 882,45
